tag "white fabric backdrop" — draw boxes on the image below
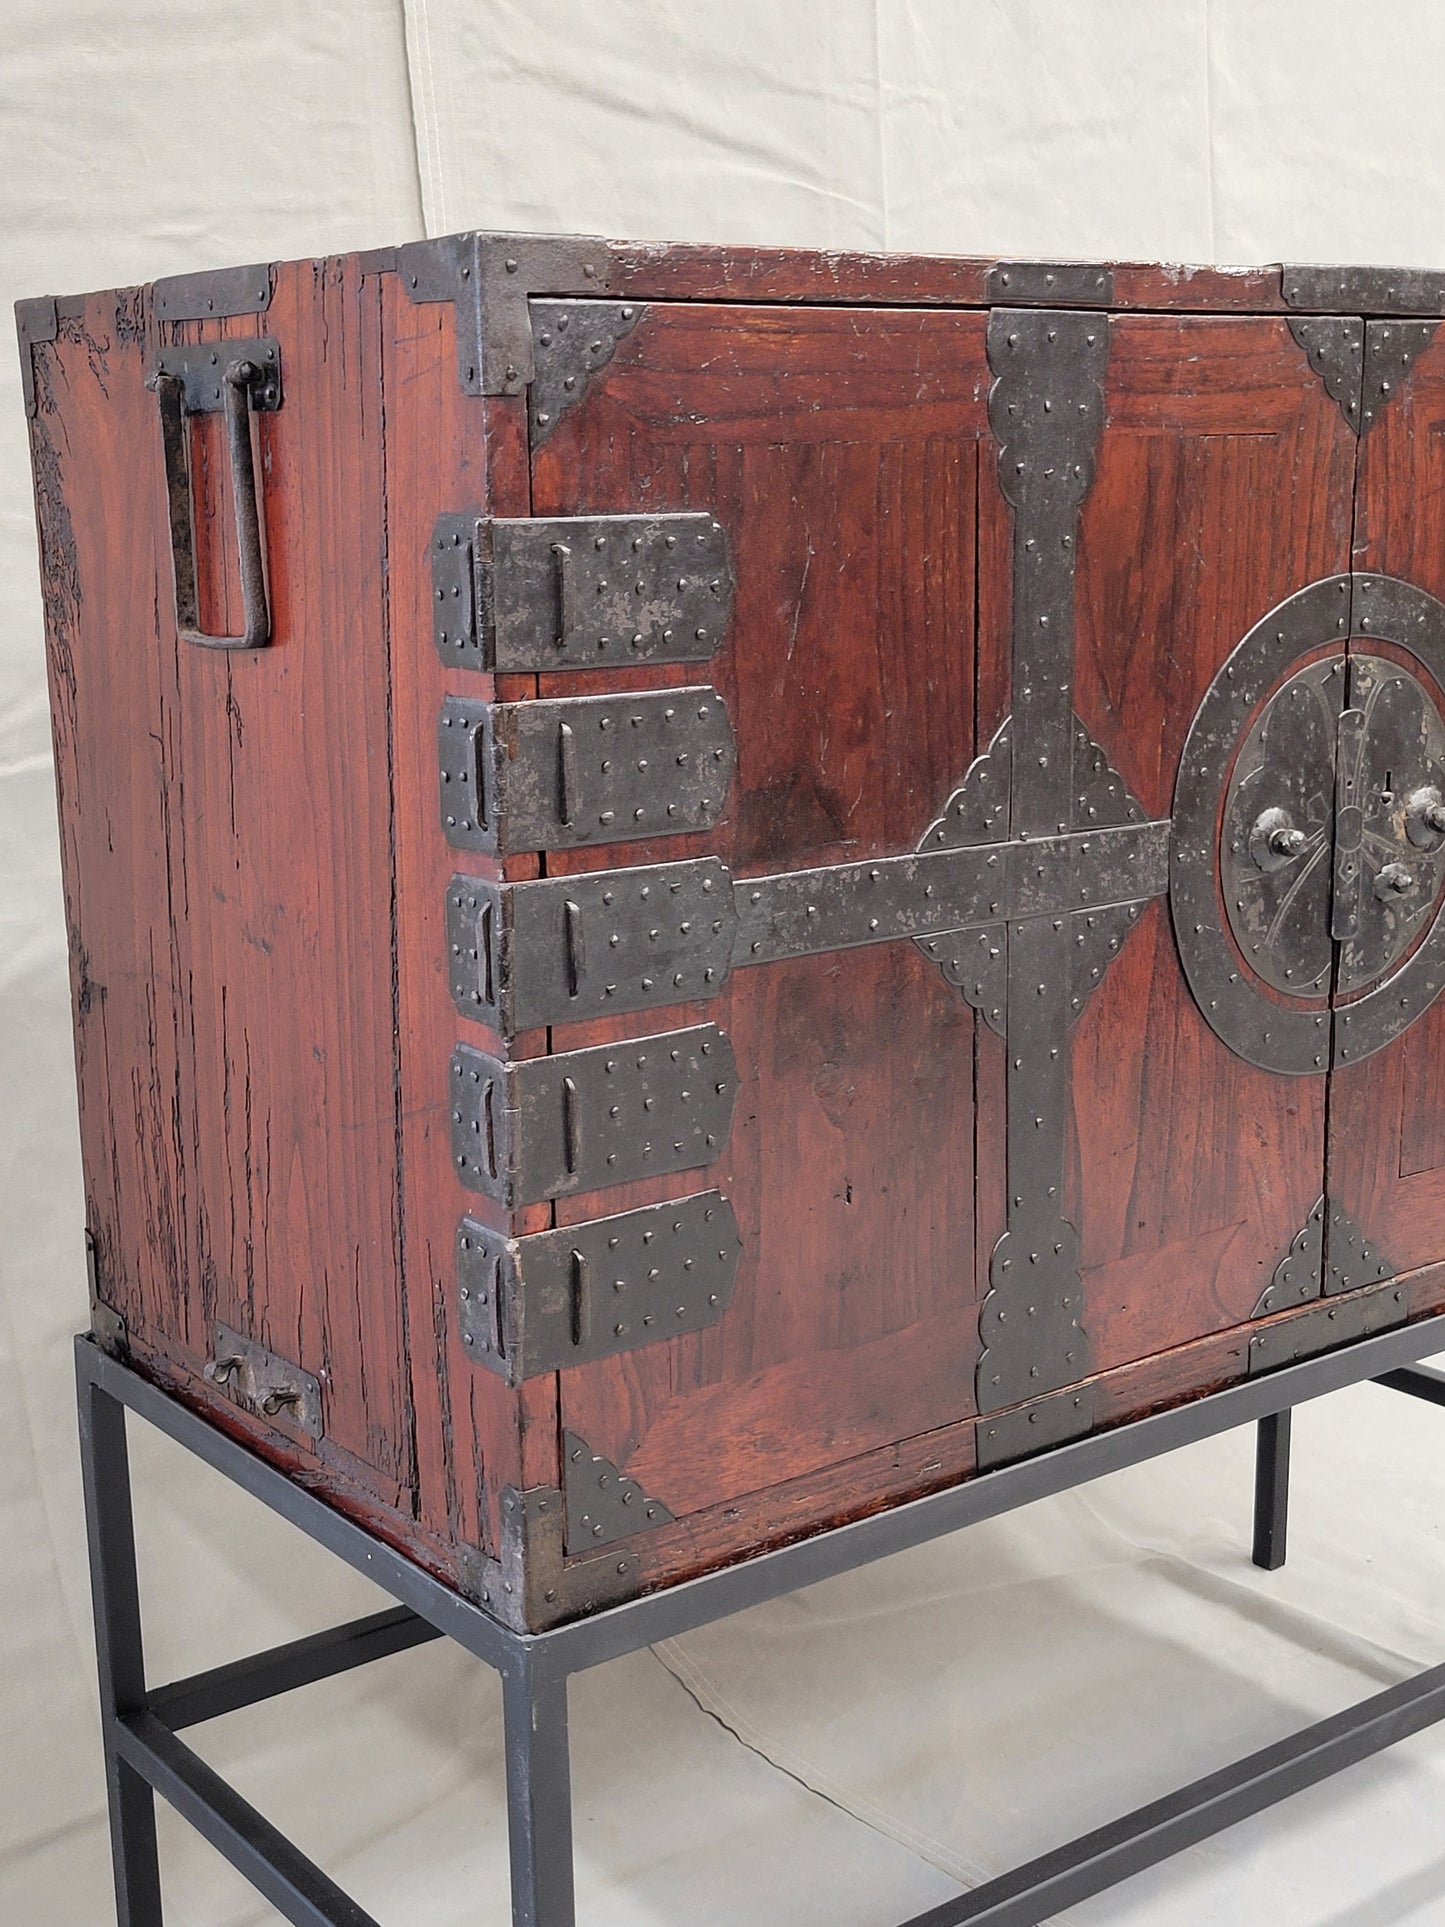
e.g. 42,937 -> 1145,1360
7,4 -> 1445,1920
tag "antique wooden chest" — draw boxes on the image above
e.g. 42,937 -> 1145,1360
22,238 -> 1445,1631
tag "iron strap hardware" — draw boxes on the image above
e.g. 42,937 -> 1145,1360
439,688 -> 736,855
15,294 -> 59,417
1282,264 -> 1445,315
432,511 -> 734,672
149,340 -> 280,650
456,1192 -> 742,1385
445,817 -> 1169,1032
986,262 -> 1114,306
202,1323 -> 322,1437
153,264 -> 273,323
450,1025 -> 739,1207
1248,1281 -> 1408,1375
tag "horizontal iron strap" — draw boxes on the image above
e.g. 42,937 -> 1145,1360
148,1607 -> 441,1732
113,1711 -> 380,1927
734,818 -> 1170,966
898,1658 -> 1445,1927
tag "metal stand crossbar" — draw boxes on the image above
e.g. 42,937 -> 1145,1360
75,1320 -> 1445,1926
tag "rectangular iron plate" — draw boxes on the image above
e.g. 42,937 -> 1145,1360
204,1322 -> 322,1436
986,262 -> 1114,306
431,512 -> 733,671
976,1384 -> 1098,1469
439,688 -> 736,855
450,1025 -> 738,1205
1283,265 -> 1445,314
456,1191 -> 741,1383
151,339 -> 282,414
153,264 -> 273,323
1248,1282 -> 1408,1376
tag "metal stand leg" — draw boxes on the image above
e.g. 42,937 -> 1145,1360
1252,1408 -> 1292,1573
502,1650 -> 576,1927
78,1367 -> 165,1924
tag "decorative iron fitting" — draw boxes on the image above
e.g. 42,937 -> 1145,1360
563,1432 -> 674,1550
1288,317 -> 1364,432
438,687 -> 736,855
450,1025 -> 738,1207
530,301 -> 643,446
150,339 -> 283,415
203,1323 -> 322,1437
455,1191 -> 742,1385
446,817 -> 1169,1032
1361,320 -> 1439,432
1253,1198 -> 1326,1317
986,262 -> 1114,307
1324,1203 -> 1394,1296
1248,1280 -> 1408,1376
1282,264 -> 1445,315
15,295 -> 59,417
153,263 -> 273,324
430,511 -> 734,672
976,1383 -> 1098,1470
971,308 -> 1111,1419
455,1484 -> 642,1632
398,230 -> 610,395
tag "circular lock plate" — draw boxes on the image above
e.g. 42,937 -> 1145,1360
1173,574 -> 1445,1072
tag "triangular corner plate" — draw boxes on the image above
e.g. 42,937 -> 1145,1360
562,1430 -> 674,1551
1323,1202 -> 1396,1296
1253,1195 -> 1326,1317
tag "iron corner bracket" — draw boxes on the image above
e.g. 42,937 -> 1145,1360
15,294 -> 59,417
397,231 -> 611,396
454,1482 -> 644,1633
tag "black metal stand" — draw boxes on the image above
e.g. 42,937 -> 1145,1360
76,1323 -> 1445,1927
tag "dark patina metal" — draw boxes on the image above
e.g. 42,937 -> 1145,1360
1282,265 -> 1445,315
1287,317 -> 1364,431
398,230 -> 610,395
562,1433 -> 674,1551
975,1384 -> 1100,1470
986,262 -> 1114,306
431,510 -> 734,671
450,1026 -> 738,1207
1248,1280 -> 1408,1375
203,1324 -> 322,1437
151,344 -> 279,651
439,687 -> 736,855
1253,1198 -> 1327,1317
1361,320 -> 1438,431
1324,1203 -> 1395,1296
456,1191 -> 742,1384
15,294 -> 59,416
152,264 -> 273,324
529,301 -> 643,446
970,306 -> 1113,1434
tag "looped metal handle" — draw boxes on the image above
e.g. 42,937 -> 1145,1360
154,348 -> 275,649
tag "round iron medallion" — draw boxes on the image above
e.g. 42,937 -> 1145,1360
1172,574 -> 1445,1072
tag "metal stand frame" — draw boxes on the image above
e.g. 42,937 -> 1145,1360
76,1324 -> 1445,1927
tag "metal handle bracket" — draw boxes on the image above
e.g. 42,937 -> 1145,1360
150,337 -> 281,650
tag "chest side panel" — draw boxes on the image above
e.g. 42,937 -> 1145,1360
526,301 -> 989,1523
31,263 -> 414,1499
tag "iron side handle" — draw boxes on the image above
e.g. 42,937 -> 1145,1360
152,342 -> 279,649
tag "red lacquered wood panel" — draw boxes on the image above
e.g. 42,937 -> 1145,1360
1069,314 -> 1357,1365
529,302 -> 989,1525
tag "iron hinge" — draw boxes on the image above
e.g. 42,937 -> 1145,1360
203,1323 -> 323,1437
456,1191 -> 741,1385
398,231 -> 610,396
450,1024 -> 739,1207
152,264 -> 273,324
15,295 -> 59,417
431,510 -> 734,672
439,687 -> 736,855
